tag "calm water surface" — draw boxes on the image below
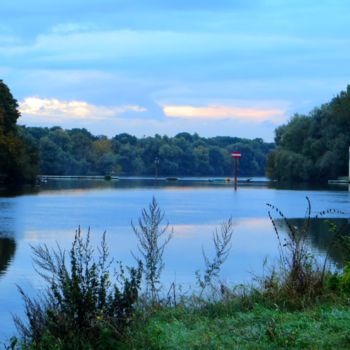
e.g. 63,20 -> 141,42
0,178 -> 349,341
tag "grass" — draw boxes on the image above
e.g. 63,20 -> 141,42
124,301 -> 350,349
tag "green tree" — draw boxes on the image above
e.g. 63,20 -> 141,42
0,80 -> 20,133
20,127 -> 273,177
267,85 -> 350,182
0,81 -> 38,184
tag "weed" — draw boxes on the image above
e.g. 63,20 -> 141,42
14,228 -> 142,349
265,197 -> 346,308
196,217 -> 234,298
132,197 -> 173,303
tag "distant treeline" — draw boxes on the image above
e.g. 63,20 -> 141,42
20,127 -> 274,177
4,78 -> 350,183
266,85 -> 350,182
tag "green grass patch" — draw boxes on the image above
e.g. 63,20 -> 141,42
126,303 -> 350,349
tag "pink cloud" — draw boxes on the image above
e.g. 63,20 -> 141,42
163,104 -> 285,123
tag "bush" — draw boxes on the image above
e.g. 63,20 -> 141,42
14,228 -> 142,349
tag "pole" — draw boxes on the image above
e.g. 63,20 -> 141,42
234,158 -> 238,191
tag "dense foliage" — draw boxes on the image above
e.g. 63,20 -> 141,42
20,127 -> 274,177
0,80 -> 38,184
266,86 -> 350,182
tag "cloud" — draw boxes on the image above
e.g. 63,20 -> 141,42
16,98 -> 279,141
162,104 -> 285,123
0,27 -> 324,70
50,23 -> 96,34
19,97 -> 146,122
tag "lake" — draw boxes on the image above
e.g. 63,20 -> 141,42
0,178 -> 349,341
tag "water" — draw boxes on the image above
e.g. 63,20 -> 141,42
0,178 -> 349,342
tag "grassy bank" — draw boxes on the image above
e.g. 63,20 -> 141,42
11,296 -> 350,349
126,302 -> 350,349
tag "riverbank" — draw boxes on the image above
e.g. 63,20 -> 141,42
9,293 -> 350,349
37,175 -> 273,185
125,301 -> 350,349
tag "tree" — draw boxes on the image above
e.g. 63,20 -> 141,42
267,85 -> 350,183
0,80 -> 20,133
20,126 -> 273,177
0,81 -> 38,184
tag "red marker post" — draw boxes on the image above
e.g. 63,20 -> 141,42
231,152 -> 241,190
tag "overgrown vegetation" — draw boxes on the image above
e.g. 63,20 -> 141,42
8,198 -> 350,349
266,85 -> 350,182
259,197 -> 346,309
12,228 -> 142,349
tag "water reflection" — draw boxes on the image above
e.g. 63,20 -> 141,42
2,177 -> 349,197
276,218 -> 350,267
0,199 -> 17,278
0,237 -> 16,278
0,184 -> 40,198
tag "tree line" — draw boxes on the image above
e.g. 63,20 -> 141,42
0,80 -> 273,181
4,78 -> 349,183
20,126 -> 273,177
266,85 -> 350,182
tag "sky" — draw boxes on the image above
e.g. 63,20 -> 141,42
1,0 -> 350,141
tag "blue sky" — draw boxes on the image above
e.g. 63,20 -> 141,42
1,0 -> 350,141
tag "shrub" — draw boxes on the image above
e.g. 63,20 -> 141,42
14,228 -> 142,349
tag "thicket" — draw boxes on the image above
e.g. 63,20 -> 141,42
19,126 -> 273,177
266,85 -> 350,183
